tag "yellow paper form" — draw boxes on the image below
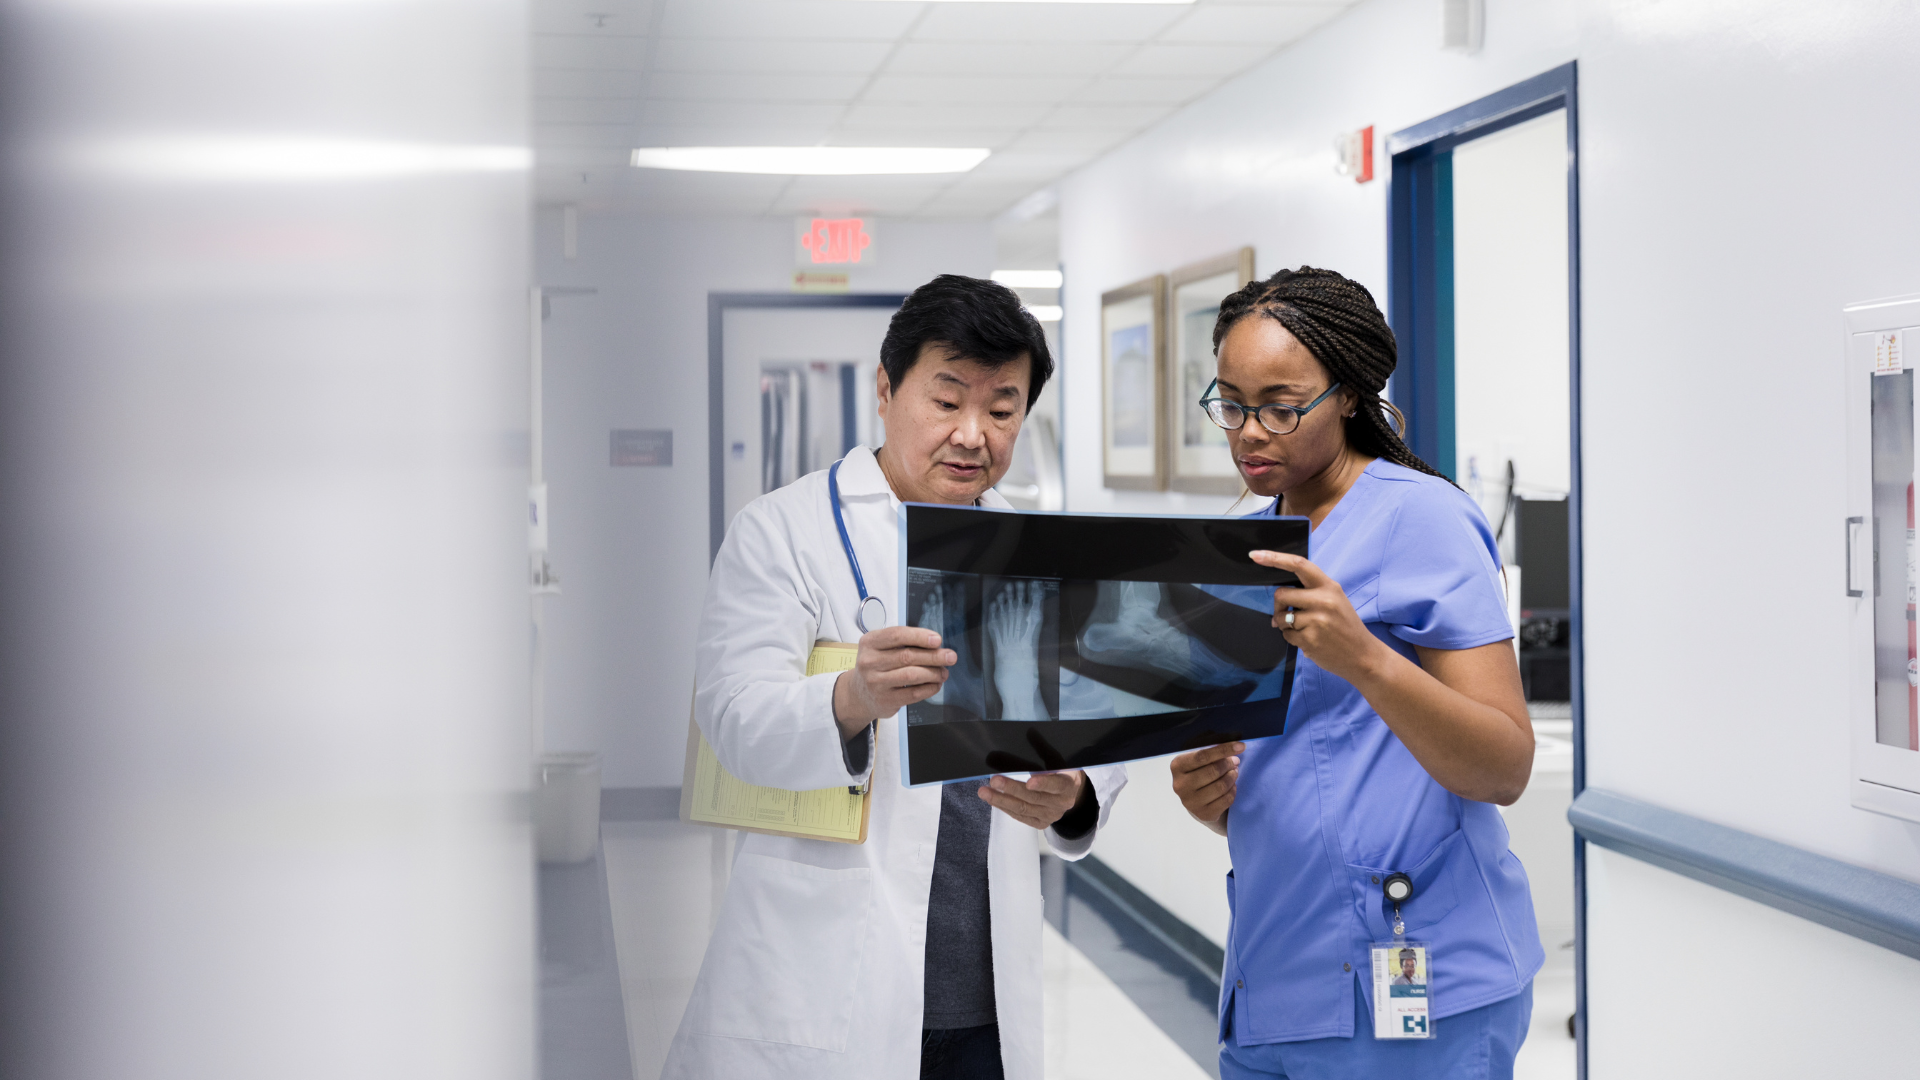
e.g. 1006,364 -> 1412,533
681,642 -> 869,843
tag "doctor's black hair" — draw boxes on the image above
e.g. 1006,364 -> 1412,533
880,274 -> 1054,412
1212,266 -> 1448,483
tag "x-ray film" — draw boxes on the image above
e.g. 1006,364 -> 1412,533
899,504 -> 1310,786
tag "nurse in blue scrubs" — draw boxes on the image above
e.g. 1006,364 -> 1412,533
1169,267 -> 1542,1079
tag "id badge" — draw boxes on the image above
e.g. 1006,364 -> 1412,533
1370,941 -> 1433,1039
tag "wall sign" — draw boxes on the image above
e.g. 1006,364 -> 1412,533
610,429 -> 672,467
795,217 -> 878,267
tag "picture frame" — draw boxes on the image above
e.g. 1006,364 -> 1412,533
1100,275 -> 1166,490
1166,248 -> 1256,495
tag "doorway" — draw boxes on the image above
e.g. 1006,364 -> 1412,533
1387,61 -> 1583,1080
709,292 -> 1066,561
708,294 -> 902,559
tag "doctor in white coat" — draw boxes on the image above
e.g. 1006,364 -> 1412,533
664,275 -> 1126,1080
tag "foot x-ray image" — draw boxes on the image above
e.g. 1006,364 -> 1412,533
900,505 -> 1310,785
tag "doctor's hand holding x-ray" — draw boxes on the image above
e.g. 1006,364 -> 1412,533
829,341 -> 1087,832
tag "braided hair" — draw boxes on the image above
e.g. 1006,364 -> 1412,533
1212,266 -> 1449,483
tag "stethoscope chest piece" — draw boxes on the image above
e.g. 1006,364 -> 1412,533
856,595 -> 887,635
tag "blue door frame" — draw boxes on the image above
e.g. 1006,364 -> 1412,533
1386,60 -> 1585,1078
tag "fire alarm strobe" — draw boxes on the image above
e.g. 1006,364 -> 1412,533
1334,126 -> 1375,184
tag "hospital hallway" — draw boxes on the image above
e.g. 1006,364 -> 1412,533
2,1 -> 1918,1080
543,741 -> 1578,1080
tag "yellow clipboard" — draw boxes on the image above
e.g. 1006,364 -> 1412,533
678,641 -> 871,844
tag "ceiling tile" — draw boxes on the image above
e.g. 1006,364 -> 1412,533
531,0 -> 654,36
535,145 -> 633,170
638,100 -> 848,126
1109,42 -> 1277,77
654,37 -> 894,75
839,102 -> 1054,129
768,175 -> 957,217
625,168 -> 797,213
1069,76 -> 1216,106
1033,103 -> 1175,130
912,4 -> 1188,43
529,0 -> 1364,219
966,150 -> 1090,182
860,74 -> 1092,105
1156,3 -> 1348,44
536,98 -> 640,125
1001,128 -> 1131,155
659,0 -> 924,41
885,41 -> 1134,77
535,69 -> 647,98
536,123 -> 640,148
632,123 -> 838,146
826,127 -> 1026,149
646,72 -> 869,101
533,34 -> 648,70
916,182 -> 1043,218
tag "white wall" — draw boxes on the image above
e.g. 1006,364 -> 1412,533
1055,0 -> 1920,1058
1586,845 -> 1920,1076
531,213 -> 991,787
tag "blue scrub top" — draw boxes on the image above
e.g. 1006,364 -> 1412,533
1219,459 -> 1543,1046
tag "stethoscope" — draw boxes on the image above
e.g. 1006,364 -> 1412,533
828,458 -> 887,634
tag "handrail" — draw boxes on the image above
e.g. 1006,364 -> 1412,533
1569,789 -> 1920,960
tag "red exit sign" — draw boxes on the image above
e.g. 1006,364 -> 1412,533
795,217 -> 879,266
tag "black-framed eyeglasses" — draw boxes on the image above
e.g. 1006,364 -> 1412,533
1197,379 -> 1344,436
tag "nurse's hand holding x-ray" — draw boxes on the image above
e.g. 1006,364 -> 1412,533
1170,552 -> 1381,834
1251,550 -> 1377,679
831,626 -> 956,740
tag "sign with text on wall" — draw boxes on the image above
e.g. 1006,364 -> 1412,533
795,216 -> 879,268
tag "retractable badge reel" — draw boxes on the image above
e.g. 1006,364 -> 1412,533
1370,872 -> 1434,1040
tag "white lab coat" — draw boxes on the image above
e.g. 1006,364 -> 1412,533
663,446 -> 1127,1080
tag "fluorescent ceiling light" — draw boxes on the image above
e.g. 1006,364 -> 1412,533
49,136 -> 530,181
1028,305 -> 1063,322
993,270 -> 1063,290
630,146 -> 988,176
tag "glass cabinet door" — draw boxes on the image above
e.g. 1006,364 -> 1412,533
1869,368 -> 1916,751
1849,299 -> 1920,822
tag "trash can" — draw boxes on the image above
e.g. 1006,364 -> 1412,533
534,751 -> 601,863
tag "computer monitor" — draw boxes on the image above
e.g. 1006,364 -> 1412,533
1515,498 -> 1569,612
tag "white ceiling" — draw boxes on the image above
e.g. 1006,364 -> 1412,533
533,0 -> 1359,219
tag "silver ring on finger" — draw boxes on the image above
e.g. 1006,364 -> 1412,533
1284,609 -> 1296,630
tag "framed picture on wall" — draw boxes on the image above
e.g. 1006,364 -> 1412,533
1167,248 -> 1255,495
1101,275 -> 1166,490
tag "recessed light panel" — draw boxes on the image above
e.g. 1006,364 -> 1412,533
630,146 -> 989,176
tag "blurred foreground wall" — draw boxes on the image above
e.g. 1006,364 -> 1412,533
0,1 -> 536,1077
